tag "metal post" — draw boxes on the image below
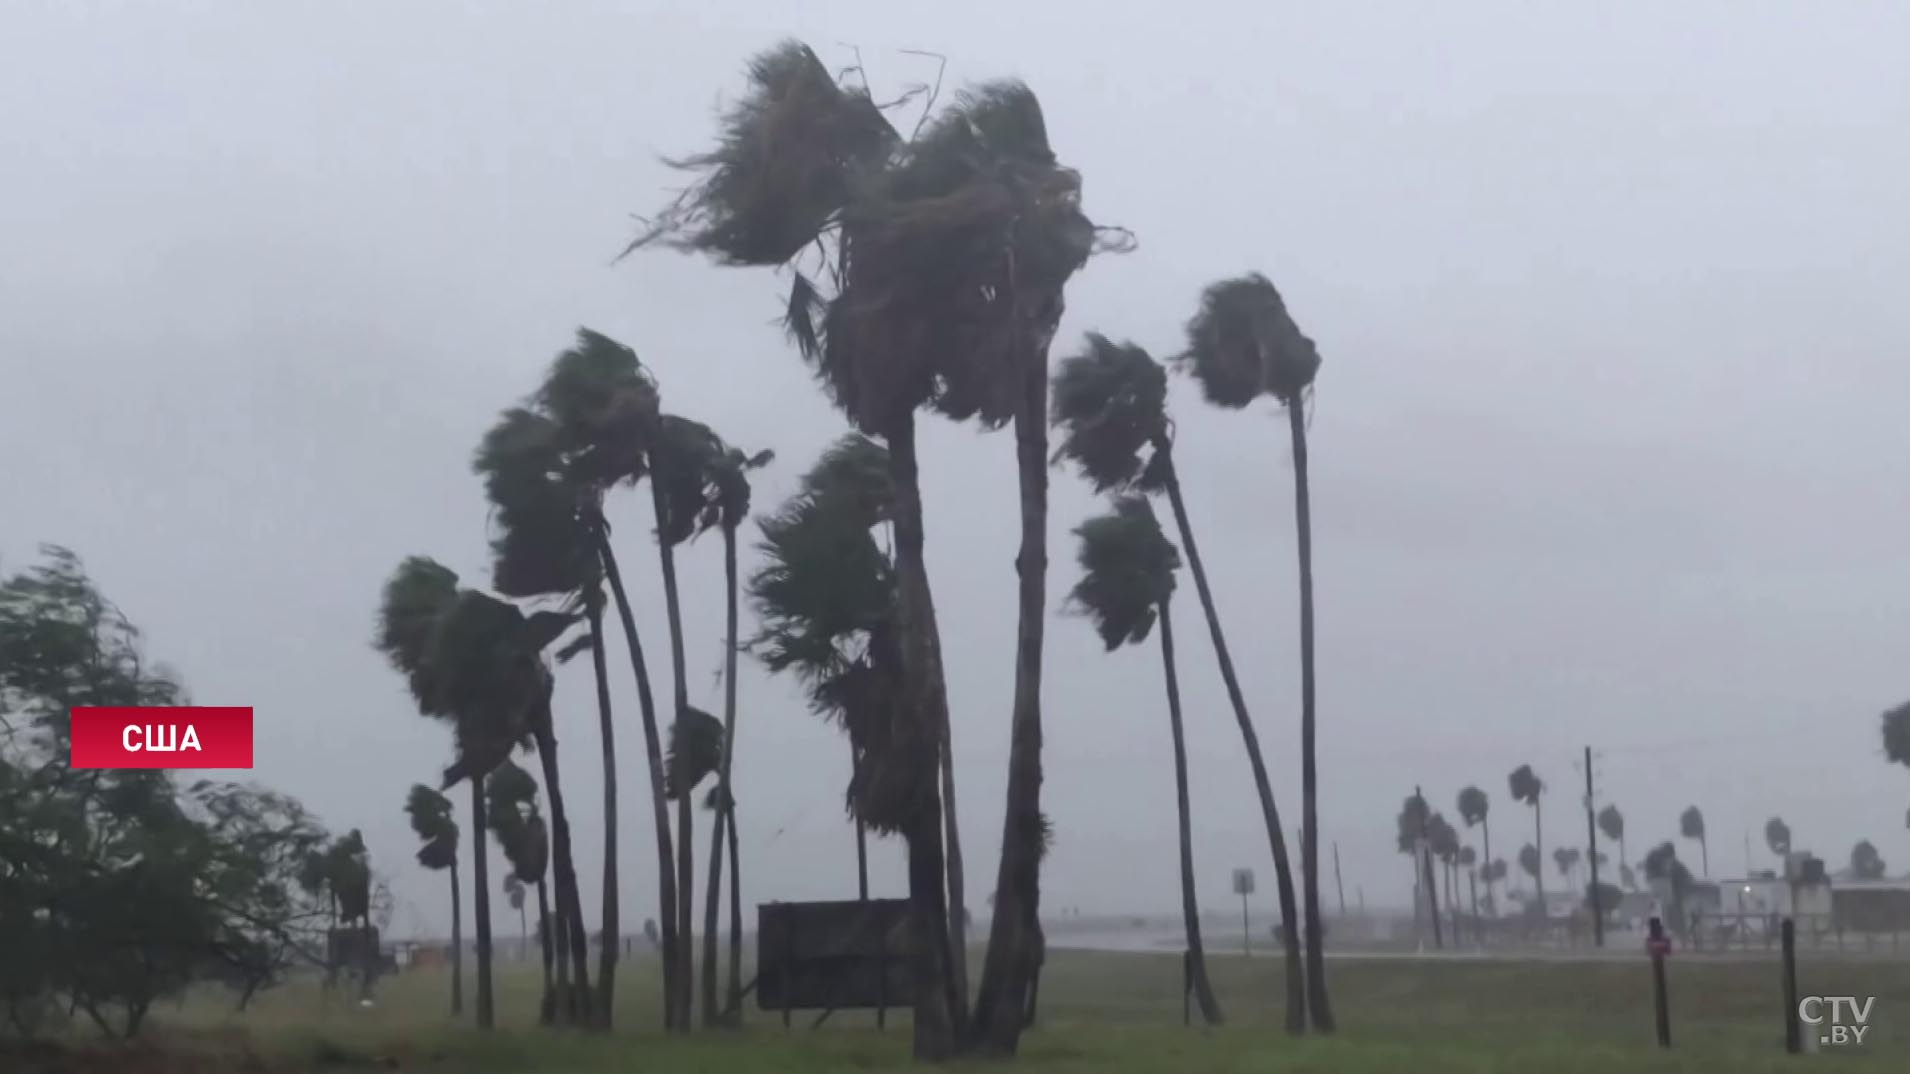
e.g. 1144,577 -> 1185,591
1648,916 -> 1671,1048
1781,918 -> 1800,1054
1584,746 -> 1604,947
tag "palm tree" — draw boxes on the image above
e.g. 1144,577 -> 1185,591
404,784 -> 461,1016
1456,787 -> 1491,914
1178,273 -> 1331,1031
634,45 -> 1120,1054
1508,765 -> 1545,915
486,760 -> 554,1022
510,329 -> 675,1026
1051,333 -> 1306,1031
1553,847 -> 1581,890
375,557 -> 581,1030
1596,805 -> 1626,889
1849,840 -> 1886,880
1067,496 -> 1222,1024
1765,816 -> 1792,865
666,702 -> 725,1025
1679,806 -> 1708,877
1427,813 -> 1460,944
1518,844 -> 1543,901
1643,842 -> 1694,937
1396,793 -> 1439,947
1456,846 -> 1479,936
698,441 -> 772,1026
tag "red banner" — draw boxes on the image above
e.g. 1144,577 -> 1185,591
69,706 -> 254,769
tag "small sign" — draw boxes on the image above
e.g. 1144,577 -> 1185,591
1646,934 -> 1672,958
1232,868 -> 1255,896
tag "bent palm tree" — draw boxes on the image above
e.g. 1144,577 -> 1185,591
404,784 -> 461,1016
1679,806 -> 1708,877
1068,496 -> 1222,1025
1456,787 -> 1491,915
1508,765 -> 1545,915
1179,273 -> 1331,1031
1597,805 -> 1626,890
487,761 -> 554,1022
1051,333 -> 1304,1031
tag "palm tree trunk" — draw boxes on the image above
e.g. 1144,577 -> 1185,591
530,719 -> 589,1023
648,479 -> 697,1031
536,879 -> 555,1025
725,797 -> 742,1019
598,533 -> 675,1030
853,743 -> 870,901
1158,602 -> 1223,1025
1533,800 -> 1546,915
1700,835 -> 1709,878
939,701 -> 969,1011
584,596 -> 621,1030
1161,452 -> 1305,1033
1467,867 -> 1479,942
1421,839 -> 1441,949
1286,401 -> 1333,1031
702,524 -> 743,1027
883,410 -> 960,1061
470,778 -> 495,1030
1482,818 -> 1494,913
450,864 -> 463,1017
973,351 -> 1052,1055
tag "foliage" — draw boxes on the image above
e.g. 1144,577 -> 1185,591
1679,806 -> 1704,840
0,547 -> 334,1038
1394,793 -> 1431,854
666,707 -> 727,801
1763,817 -> 1791,857
1882,701 -> 1910,767
485,761 -> 549,886
1518,845 -> 1541,879
1050,334 -> 1171,494
1426,814 -> 1459,862
1849,840 -> 1886,881
1596,804 -> 1623,844
1066,496 -> 1179,650
1507,765 -> 1543,805
405,784 -> 458,870
1455,786 -> 1488,828
1552,847 -> 1580,877
1176,273 -> 1320,409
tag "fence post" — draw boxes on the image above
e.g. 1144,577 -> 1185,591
1781,918 -> 1800,1055
1648,916 -> 1672,1048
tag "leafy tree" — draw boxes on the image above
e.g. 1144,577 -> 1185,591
1679,806 -> 1709,877
1597,805 -> 1626,888
1456,787 -> 1492,916
699,440 -> 773,1026
1050,332 -> 1306,1032
1849,840 -> 1886,881
1,548 -> 334,1036
1068,496 -> 1222,1025
1178,273 -> 1332,1031
636,43 -> 1124,1055
1508,765 -> 1546,912
404,784 -> 462,1015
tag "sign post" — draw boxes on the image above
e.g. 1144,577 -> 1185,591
1232,868 -> 1255,958
1646,916 -> 1673,1048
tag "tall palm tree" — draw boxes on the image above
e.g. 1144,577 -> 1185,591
1051,333 -> 1305,1032
1067,496 -> 1222,1025
1396,793 -> 1439,947
516,329 -> 674,1026
699,441 -> 772,1027
1508,765 -> 1545,915
634,45 -> 1120,1054
404,784 -> 461,1016
1456,787 -> 1491,915
1679,806 -> 1708,877
1428,813 -> 1460,942
1553,846 -> 1580,890
1597,805 -> 1626,890
1178,273 -> 1332,1031
375,558 -> 580,1030
486,760 -> 554,1022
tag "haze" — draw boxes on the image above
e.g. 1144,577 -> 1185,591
4,1 -> 1907,939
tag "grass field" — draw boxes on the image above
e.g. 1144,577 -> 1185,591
11,947 -> 1905,1072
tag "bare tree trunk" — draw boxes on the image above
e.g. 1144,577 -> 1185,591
1533,799 -> 1546,918
450,862 -> 463,1017
885,412 -> 960,1061
702,524 -> 743,1027
536,879 -> 555,1024
854,743 -> 870,901
584,594 -> 621,1029
471,778 -> 495,1030
599,534 -> 674,1030
726,796 -> 742,1018
531,719 -> 589,1023
973,352 -> 1050,1055
1161,452 -> 1305,1033
1286,402 -> 1333,1030
940,699 -> 969,1010
648,478 -> 697,1031
1159,602 -> 1223,1024
1482,817 -> 1494,913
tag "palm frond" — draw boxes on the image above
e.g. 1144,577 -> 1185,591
1067,495 -> 1179,650
666,706 -> 727,800
1178,272 -> 1320,408
404,783 -> 458,846
374,557 -> 459,714
1051,333 -> 1169,493
1507,764 -> 1543,805
1882,700 -> 1910,766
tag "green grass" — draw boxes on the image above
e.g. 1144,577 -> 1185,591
16,948 -> 1906,1071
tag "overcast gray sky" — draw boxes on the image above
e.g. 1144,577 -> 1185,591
4,2 -> 1907,939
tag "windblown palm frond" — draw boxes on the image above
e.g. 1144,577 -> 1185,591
475,407 -> 602,601
666,707 -> 727,800
1178,273 -> 1320,408
1679,806 -> 1705,840
1765,817 -> 1791,856
1882,700 -> 1910,766
535,328 -> 658,487
406,783 -> 458,845
630,40 -> 899,267
1051,334 -> 1170,494
650,414 -> 727,546
1396,793 -> 1431,853
1508,764 -> 1544,805
1597,805 -> 1624,843
375,557 -> 460,713
485,759 -> 548,883
1456,786 -> 1489,828
1428,814 -> 1459,860
1067,495 -> 1179,651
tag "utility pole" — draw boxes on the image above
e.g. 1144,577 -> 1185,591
1333,841 -> 1347,918
1584,745 -> 1604,947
